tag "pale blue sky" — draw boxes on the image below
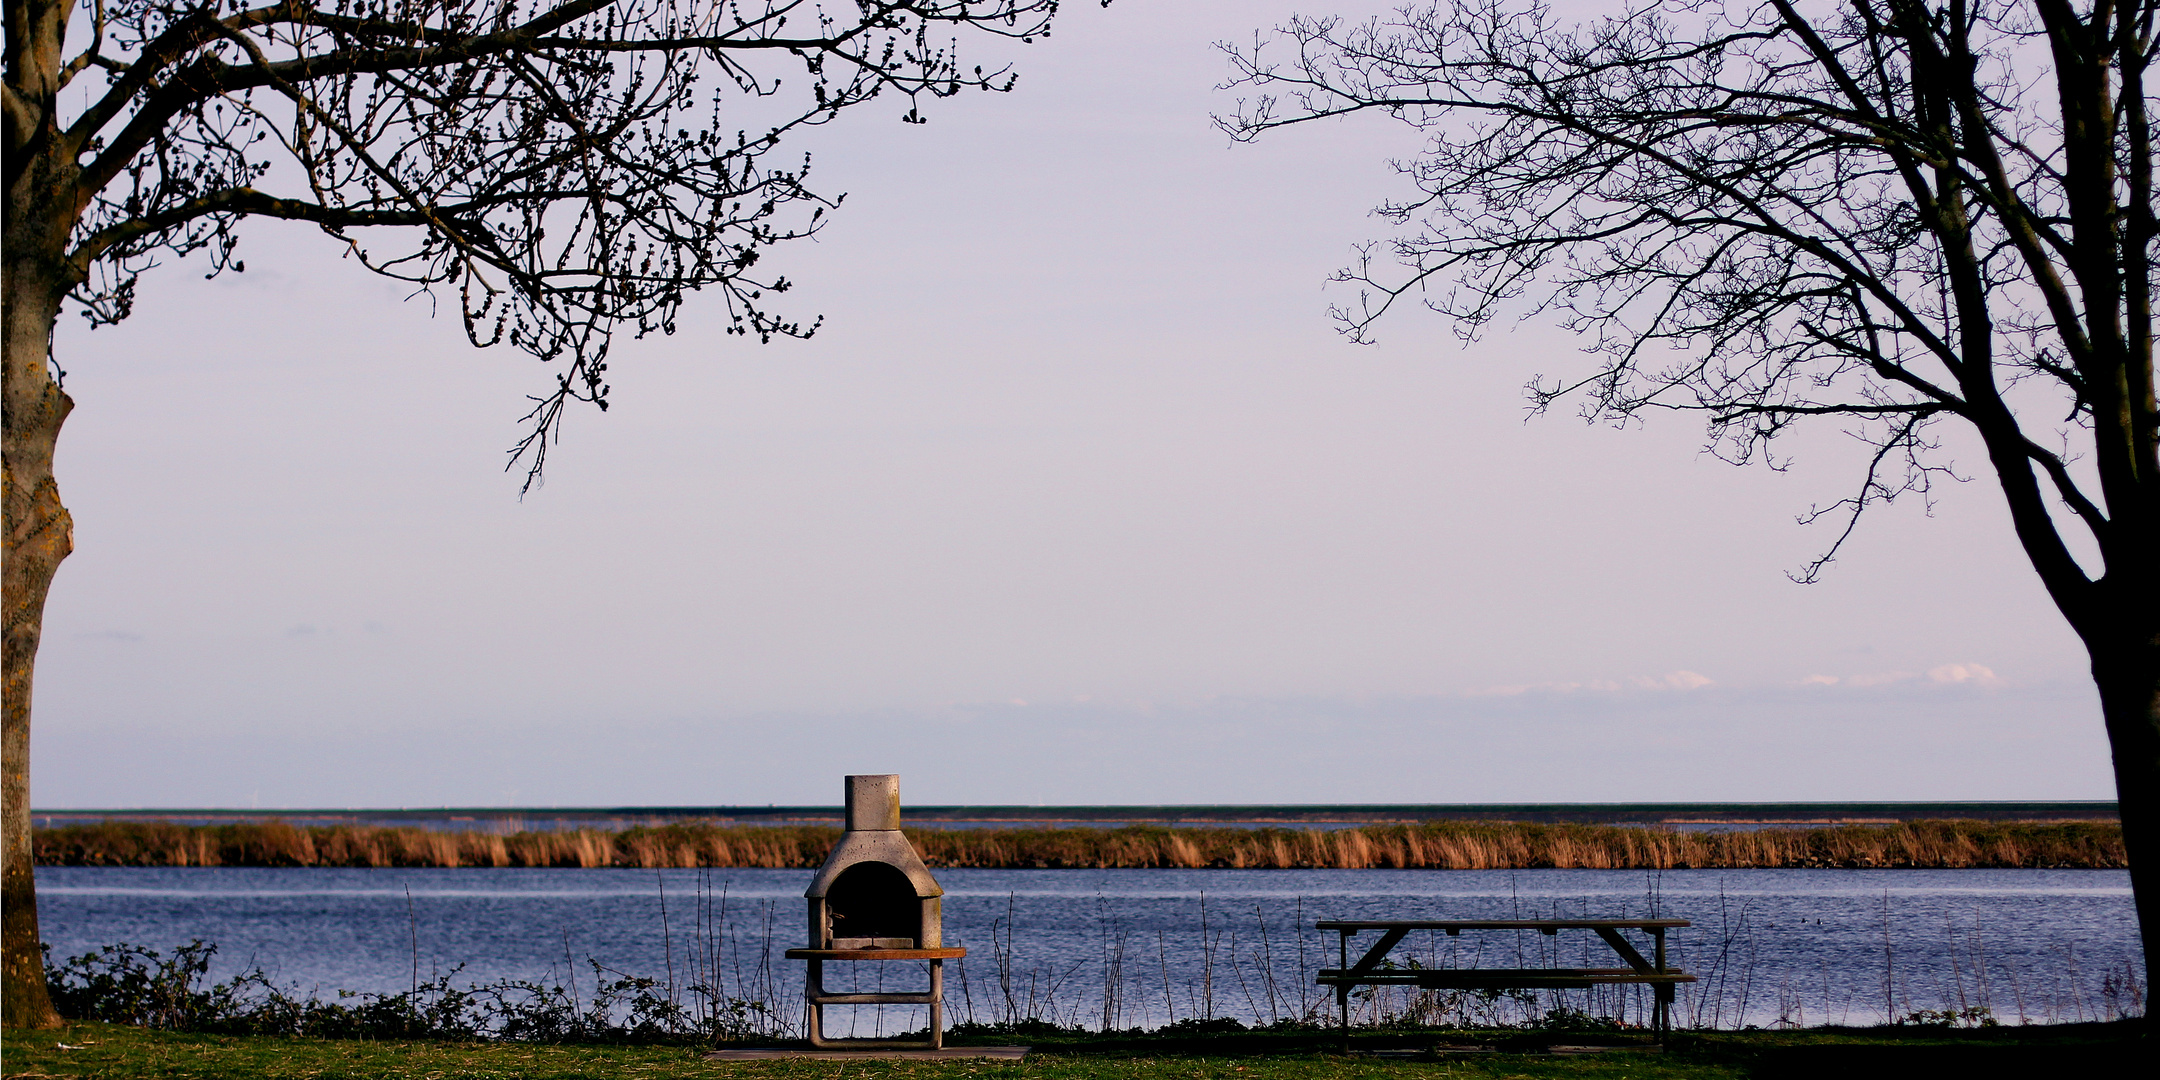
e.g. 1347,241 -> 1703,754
31,2 -> 2101,808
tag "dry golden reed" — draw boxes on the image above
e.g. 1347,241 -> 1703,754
30,819 -> 2125,870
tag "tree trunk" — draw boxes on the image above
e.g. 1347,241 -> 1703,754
2095,627 -> 2160,999
1,237 -> 71,1031
5,0 -> 77,1030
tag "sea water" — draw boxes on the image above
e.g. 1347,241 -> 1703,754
34,866 -> 2142,1032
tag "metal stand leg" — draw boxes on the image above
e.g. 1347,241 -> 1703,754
802,957 -> 947,1050
929,960 -> 944,1049
805,958 -> 825,1047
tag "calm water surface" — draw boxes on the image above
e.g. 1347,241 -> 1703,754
36,867 -> 2142,1031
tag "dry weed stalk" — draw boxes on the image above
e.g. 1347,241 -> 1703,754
31,819 -> 2127,870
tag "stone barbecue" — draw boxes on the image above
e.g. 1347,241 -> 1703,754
785,775 -> 966,1049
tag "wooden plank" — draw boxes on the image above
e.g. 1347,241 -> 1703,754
805,991 -> 941,1005
1407,972 -> 1695,989
1318,967 -> 1696,989
785,948 -> 968,960
1592,927 -> 1659,976
1346,927 -> 1410,976
1320,967 -> 1689,979
1315,919 -> 1689,931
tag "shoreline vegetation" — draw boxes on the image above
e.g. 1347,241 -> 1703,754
32,819 -> 2128,870
9,1020 -> 2152,1080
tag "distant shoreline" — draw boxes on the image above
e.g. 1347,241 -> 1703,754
27,799 -> 2122,834
33,818 -> 2127,870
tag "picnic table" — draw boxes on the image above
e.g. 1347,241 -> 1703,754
1315,919 -> 1694,1036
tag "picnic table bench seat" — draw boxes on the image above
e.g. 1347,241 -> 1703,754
1318,966 -> 1696,988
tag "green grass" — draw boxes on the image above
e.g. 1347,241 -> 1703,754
0,1022 -> 1727,1079
5,1021 -> 2150,1080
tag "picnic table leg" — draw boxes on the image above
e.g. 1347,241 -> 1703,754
1338,929 -> 1351,1050
1651,927 -> 1670,1040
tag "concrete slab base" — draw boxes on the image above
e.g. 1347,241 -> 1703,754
706,1047 -> 1030,1061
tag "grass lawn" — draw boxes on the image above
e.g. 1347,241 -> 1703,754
2,1021 -> 2146,1080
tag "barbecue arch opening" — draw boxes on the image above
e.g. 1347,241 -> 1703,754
825,861 -> 920,947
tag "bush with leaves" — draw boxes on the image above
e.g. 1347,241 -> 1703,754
44,941 -> 786,1043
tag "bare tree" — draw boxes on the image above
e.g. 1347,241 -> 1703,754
3,0 -> 1076,1027
1223,0 -> 2157,975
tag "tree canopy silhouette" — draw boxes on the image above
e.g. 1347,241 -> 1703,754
1223,0 -> 2157,971
3,0 -> 1077,1027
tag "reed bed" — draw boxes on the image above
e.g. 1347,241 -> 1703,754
31,819 -> 2125,870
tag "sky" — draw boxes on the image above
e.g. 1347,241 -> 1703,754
29,1 -> 2108,809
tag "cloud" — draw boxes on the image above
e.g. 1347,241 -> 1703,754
1929,662 -> 2002,686
1464,665 -> 2003,701
1473,671 -> 1709,697
1472,684 -> 1532,697
1816,664 -> 2003,689
1631,671 -> 1711,691
1847,670 -> 1917,687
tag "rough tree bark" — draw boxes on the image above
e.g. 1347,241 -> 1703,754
0,345 -> 72,1031
3,0 -> 77,1025
2095,634 -> 2160,984
0,294 -> 71,1033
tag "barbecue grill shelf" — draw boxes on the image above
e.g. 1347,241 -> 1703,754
785,948 -> 967,960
